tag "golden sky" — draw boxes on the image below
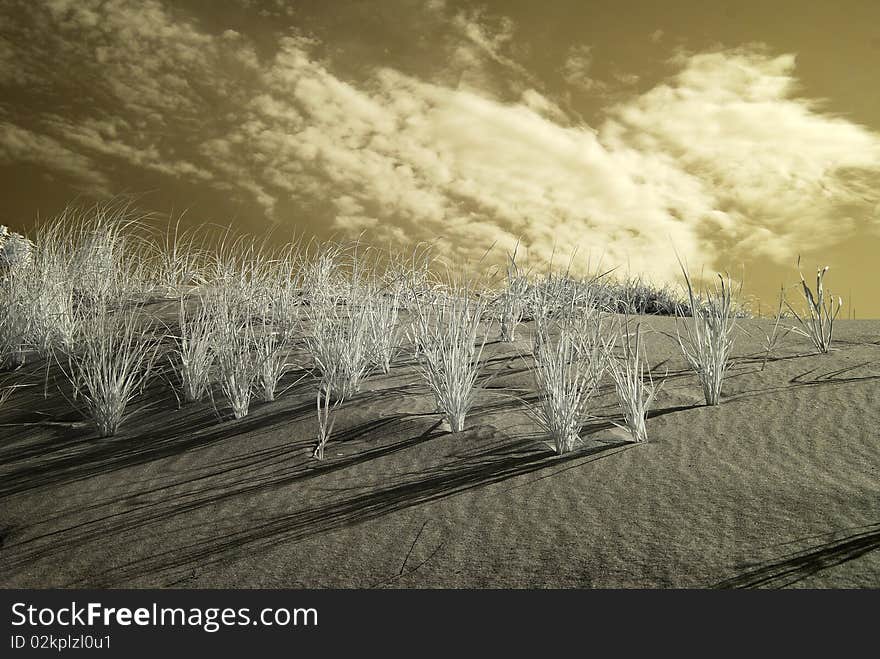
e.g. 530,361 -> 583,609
1,0 -> 879,315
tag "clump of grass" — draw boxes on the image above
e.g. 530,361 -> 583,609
784,257 -> 842,354
212,315 -> 258,420
307,304 -> 374,402
10,220 -> 77,352
0,277 -> 30,369
4,203 -> 150,358
209,288 -> 261,419
302,245 -> 347,311
610,275 -> 684,316
366,285 -> 402,374
498,249 -> 529,342
149,217 -> 209,297
171,295 -> 215,404
674,263 -> 737,406
409,288 -> 489,433
199,234 -> 290,417
62,301 -> 160,437
528,294 -> 610,454
258,251 -> 309,402
254,313 -> 291,403
299,245 -> 381,400
383,247 -> 436,308
608,321 -> 661,443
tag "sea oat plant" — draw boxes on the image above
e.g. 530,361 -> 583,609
784,258 -> 842,354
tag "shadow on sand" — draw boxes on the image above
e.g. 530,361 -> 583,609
714,523 -> 880,588
3,416 -> 630,586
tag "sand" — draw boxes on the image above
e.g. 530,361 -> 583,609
1,316 -> 878,588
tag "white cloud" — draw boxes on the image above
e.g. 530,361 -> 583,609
607,48 -> 880,262
3,4 -> 880,284
198,38 -> 716,279
173,38 -> 880,282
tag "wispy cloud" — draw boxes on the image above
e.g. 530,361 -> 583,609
0,121 -> 111,195
561,45 -> 606,94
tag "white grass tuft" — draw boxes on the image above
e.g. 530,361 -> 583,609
674,263 -> 736,406
254,313 -> 291,403
409,289 -> 489,433
62,301 -> 160,437
313,386 -> 339,460
784,257 -> 842,354
366,285 -> 402,374
608,321 -> 660,443
210,293 -> 260,420
306,296 -> 374,403
171,295 -> 215,404
527,294 -> 610,454
498,249 -> 528,342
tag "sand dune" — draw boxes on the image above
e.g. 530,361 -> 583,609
1,317 -> 878,588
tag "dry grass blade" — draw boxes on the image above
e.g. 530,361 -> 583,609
313,386 -> 339,460
759,285 -> 793,370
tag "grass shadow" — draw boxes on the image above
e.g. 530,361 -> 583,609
714,523 -> 880,588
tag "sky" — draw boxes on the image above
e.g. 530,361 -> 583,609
1,0 -> 879,315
